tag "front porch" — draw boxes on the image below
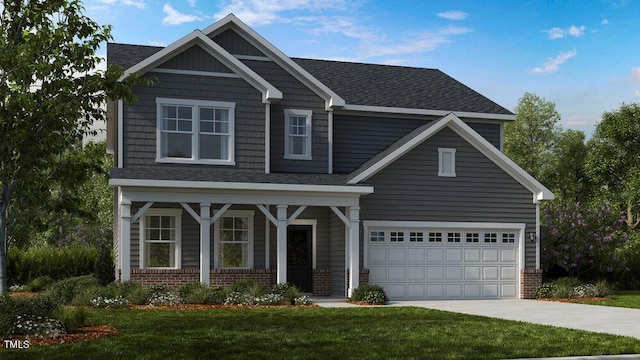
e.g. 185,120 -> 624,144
111,178 -> 373,297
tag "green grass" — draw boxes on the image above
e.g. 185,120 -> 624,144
3,307 -> 640,359
575,291 -> 640,309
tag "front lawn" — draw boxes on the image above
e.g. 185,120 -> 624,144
575,291 -> 640,309
3,307 -> 640,359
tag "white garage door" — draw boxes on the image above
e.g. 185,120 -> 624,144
366,225 -> 521,300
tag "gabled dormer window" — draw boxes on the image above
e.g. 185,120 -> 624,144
284,109 -> 312,160
438,148 -> 456,177
156,98 -> 235,165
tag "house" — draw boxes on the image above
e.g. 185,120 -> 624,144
106,14 -> 553,300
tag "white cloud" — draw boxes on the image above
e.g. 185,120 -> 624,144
358,26 -> 471,59
214,0 -> 348,26
530,50 -> 577,74
632,67 -> 640,83
635,89 -> 640,97
602,19 -> 609,25
437,10 -> 468,21
98,0 -> 119,4
544,25 -> 586,39
149,41 -> 168,47
162,3 -> 204,25
187,0 -> 196,7
122,0 -> 146,9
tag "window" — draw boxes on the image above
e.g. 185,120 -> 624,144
141,209 -> 182,269
284,109 -> 312,160
214,210 -> 254,269
447,232 -> 461,243
390,231 -> 404,242
428,232 -> 443,242
484,233 -> 498,243
409,231 -> 424,242
156,98 -> 235,165
502,233 -> 516,243
438,148 -> 456,177
465,232 -> 479,243
370,231 -> 386,242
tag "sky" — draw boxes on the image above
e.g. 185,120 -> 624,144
86,0 -> 640,138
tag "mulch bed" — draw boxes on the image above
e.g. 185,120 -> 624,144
0,325 -> 118,348
538,297 -> 611,303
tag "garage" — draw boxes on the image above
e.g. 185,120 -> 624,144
365,223 -> 524,300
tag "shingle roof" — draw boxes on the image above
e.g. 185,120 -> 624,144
107,42 -> 512,115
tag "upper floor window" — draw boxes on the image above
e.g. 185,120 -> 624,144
438,148 -> 456,177
284,109 -> 312,160
156,98 -> 235,165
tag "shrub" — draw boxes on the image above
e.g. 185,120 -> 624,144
93,243 -> 115,286
594,279 -> 612,297
270,283 -> 302,305
147,285 -> 182,306
0,295 -> 59,338
90,296 -> 129,309
535,283 -> 554,299
8,245 -> 98,286
183,285 -> 226,305
294,295 -> 314,305
178,282 -> 204,299
224,292 -> 255,306
572,284 -> 598,298
254,294 -> 283,305
27,275 -> 55,292
51,306 -> 89,332
126,285 -> 150,305
47,275 -> 102,304
10,315 -> 66,338
230,280 -> 268,297
350,284 -> 388,305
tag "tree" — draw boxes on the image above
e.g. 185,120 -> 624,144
586,103 -> 640,229
504,92 -> 561,186
547,129 -> 591,202
0,0 -> 134,293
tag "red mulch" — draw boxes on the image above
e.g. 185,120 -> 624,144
127,304 -> 318,310
0,325 -> 118,348
9,292 -> 39,299
538,297 -> 611,303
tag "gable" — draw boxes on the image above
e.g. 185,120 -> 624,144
158,44 -> 233,73
211,28 -> 266,57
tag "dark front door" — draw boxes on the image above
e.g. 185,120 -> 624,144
287,225 -> 312,292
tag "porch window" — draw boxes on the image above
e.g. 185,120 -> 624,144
156,97 -> 235,165
214,210 -> 254,269
284,109 -> 312,160
141,209 -> 182,268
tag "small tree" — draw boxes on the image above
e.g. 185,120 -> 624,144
541,201 -> 629,281
0,0 -> 135,293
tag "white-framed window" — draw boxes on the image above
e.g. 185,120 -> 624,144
502,233 -> 516,243
438,148 -> 456,177
428,231 -> 443,242
484,232 -> 498,243
465,232 -> 479,243
409,231 -> 424,242
370,230 -> 386,242
284,109 -> 312,160
214,210 -> 254,269
140,209 -> 182,269
389,231 -> 405,242
447,232 -> 461,243
156,97 -> 235,165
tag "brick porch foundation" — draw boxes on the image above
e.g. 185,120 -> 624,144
521,268 -> 543,299
312,268 -> 331,296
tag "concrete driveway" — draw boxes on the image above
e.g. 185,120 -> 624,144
387,299 -> 640,340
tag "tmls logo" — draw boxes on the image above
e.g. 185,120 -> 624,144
4,340 -> 30,349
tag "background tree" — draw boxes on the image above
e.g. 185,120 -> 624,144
586,103 -> 640,229
546,129 -> 591,202
504,92 -> 561,186
0,0 -> 134,293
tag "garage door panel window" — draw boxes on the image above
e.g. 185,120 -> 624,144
370,231 -> 386,242
369,228 -> 520,247
502,233 -> 516,243
483,233 -> 498,243
409,232 -> 424,242
390,231 -> 404,242
465,233 -> 479,243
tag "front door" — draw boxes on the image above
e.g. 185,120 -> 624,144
287,225 -> 312,292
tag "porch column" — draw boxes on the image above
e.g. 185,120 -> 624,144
348,206 -> 360,296
200,203 -> 211,285
276,204 -> 288,284
119,201 -> 131,281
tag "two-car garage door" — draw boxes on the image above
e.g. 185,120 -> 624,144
366,224 -> 522,300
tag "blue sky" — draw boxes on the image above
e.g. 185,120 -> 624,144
87,0 -> 640,137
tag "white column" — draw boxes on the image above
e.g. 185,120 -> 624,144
348,206 -> 360,296
276,204 -> 288,284
200,203 -> 211,285
120,201 -> 131,281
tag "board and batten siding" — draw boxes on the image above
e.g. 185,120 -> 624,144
359,127 -> 538,268
122,71 -> 265,170
158,45 -> 234,73
211,29 -> 266,57
240,59 -> 329,174
333,115 -> 503,174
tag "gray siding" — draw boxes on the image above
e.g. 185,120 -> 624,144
158,45 -> 233,73
211,29 -> 266,57
241,59 -> 329,173
333,115 -> 503,174
123,72 -> 265,170
359,127 -> 537,268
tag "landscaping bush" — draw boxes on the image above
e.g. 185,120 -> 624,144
270,283 -> 302,305
534,283 -> 554,299
535,278 -> 613,299
147,284 -> 182,306
184,285 -> 226,305
47,275 -> 102,304
7,245 -> 98,286
27,275 -> 55,292
93,242 -> 115,286
51,306 -> 90,332
229,279 -> 268,297
349,284 -> 388,305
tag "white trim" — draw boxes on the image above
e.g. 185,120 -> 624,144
342,104 -> 516,121
264,205 -> 270,269
203,14 -> 345,109
155,97 -> 236,165
131,202 -> 154,223
120,30 -> 282,102
117,99 -> 123,168
140,208 -> 183,269
110,178 -> 374,195
536,202 -> 541,269
233,54 -> 272,62
288,219 -> 317,269
499,123 -> 505,151
284,109 -> 313,160
438,148 -> 456,177
348,113 -> 553,201
213,209 -> 255,269
210,203 -> 232,225
150,68 -> 241,78
179,202 -> 201,224
265,102 -> 271,174
328,110 -> 333,174
287,205 -> 308,224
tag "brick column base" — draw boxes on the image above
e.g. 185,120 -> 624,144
130,269 -> 200,289
209,269 -> 275,288
521,269 -> 543,299
312,269 -> 332,296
